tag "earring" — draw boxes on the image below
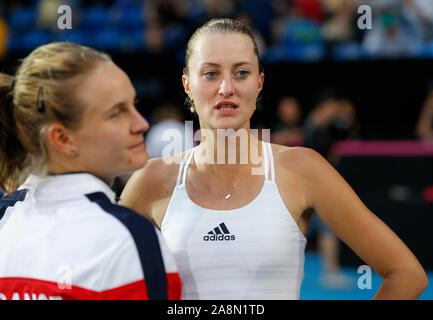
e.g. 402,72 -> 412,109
189,97 -> 195,113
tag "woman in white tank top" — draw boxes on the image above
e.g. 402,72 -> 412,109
120,19 -> 427,299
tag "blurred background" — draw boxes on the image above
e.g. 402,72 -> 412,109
1,0 -> 432,299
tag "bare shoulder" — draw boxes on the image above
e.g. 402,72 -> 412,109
274,144 -> 348,196
268,144 -> 328,215
270,143 -> 327,176
119,151 -> 187,221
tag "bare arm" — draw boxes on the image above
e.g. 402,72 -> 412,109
297,148 -> 428,299
119,155 -> 182,228
119,164 -> 155,224
416,96 -> 433,140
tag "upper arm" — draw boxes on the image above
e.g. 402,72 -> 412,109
119,156 -> 181,226
298,148 -> 424,278
119,159 -> 160,224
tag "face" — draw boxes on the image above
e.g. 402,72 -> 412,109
183,32 -> 264,131
69,62 -> 149,181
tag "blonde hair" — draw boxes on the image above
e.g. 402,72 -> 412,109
0,42 -> 112,193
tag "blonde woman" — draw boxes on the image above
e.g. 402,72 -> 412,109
0,42 -> 181,300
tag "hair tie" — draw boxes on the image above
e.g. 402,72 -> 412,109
36,87 -> 45,113
10,78 -> 15,92
8,78 -> 16,107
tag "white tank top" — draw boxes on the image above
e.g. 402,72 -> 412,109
161,141 -> 307,300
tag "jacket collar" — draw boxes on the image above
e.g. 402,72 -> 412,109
29,172 -> 116,204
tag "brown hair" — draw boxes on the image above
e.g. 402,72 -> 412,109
183,18 -> 263,113
0,42 -> 111,193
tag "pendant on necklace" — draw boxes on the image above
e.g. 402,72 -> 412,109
225,194 -> 231,199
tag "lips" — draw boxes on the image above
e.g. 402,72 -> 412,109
214,101 -> 239,116
215,101 -> 238,110
130,141 -> 145,149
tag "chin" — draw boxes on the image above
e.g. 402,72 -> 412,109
121,154 -> 149,175
217,121 -> 248,132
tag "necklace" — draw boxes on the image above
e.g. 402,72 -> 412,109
224,175 -> 240,200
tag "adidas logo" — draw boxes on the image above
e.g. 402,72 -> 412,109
203,222 -> 236,241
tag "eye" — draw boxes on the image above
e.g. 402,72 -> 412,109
110,106 -> 126,119
204,71 -> 217,79
237,70 -> 249,78
110,110 -> 122,119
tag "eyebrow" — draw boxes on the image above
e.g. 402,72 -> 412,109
104,92 -> 137,114
104,102 -> 126,116
200,61 -> 253,68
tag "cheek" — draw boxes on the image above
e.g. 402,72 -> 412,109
190,79 -> 214,100
244,83 -> 260,103
79,129 -> 125,160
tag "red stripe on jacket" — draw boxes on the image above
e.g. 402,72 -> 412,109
0,273 -> 182,300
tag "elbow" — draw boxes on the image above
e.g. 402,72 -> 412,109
383,265 -> 429,299
404,266 -> 429,297
411,262 -> 429,291
418,269 -> 429,293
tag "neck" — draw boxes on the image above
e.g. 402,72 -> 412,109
194,127 -> 264,170
48,156 -> 114,186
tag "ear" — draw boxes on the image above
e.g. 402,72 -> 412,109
47,123 -> 78,157
182,74 -> 192,99
258,72 -> 264,93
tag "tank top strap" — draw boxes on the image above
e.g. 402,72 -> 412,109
180,146 -> 197,186
175,147 -> 195,187
264,141 -> 275,182
261,140 -> 269,181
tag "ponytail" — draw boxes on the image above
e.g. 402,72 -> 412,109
0,73 -> 28,193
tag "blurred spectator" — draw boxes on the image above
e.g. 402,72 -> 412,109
38,0 -> 80,32
145,18 -> 164,53
362,0 -> 423,58
145,102 -> 188,159
0,16 -> 8,60
273,0 -> 325,23
4,0 -> 433,61
320,0 -> 358,44
303,90 -> 358,289
271,96 -> 304,146
415,81 -> 433,141
303,93 -> 357,159
294,0 -> 326,24
271,4 -> 322,46
38,0 -> 62,31
402,0 -> 433,42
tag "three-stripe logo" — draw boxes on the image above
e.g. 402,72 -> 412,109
203,222 -> 236,241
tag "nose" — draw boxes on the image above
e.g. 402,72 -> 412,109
218,76 -> 234,97
131,108 -> 149,134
